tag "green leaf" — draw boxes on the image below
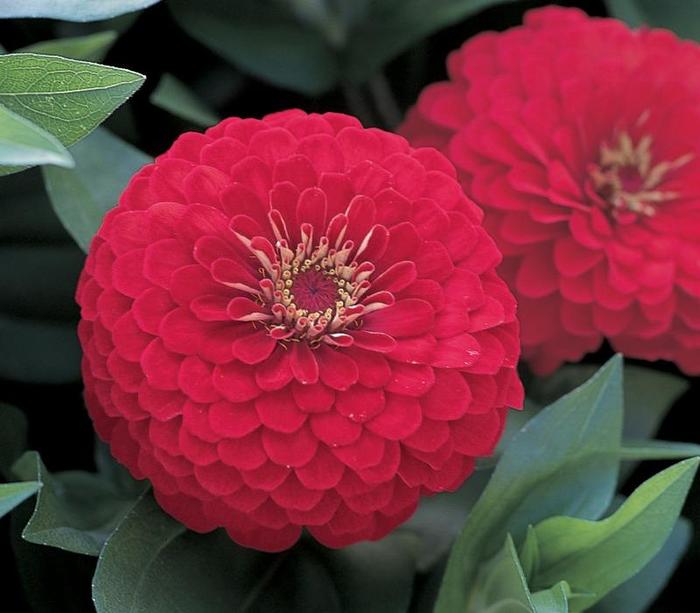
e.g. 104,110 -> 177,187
93,490 -> 417,613
0,481 -> 41,518
0,103 -> 74,173
593,517 -> 692,613
468,534 -> 535,612
344,0 -> 512,83
0,314 -> 81,384
532,457 -> 700,612
519,526 -> 540,583
43,127 -> 150,252
17,31 -> 118,62
0,53 -> 144,150
169,0 -> 338,95
0,0 -> 161,21
93,491 -> 342,613
435,356 -> 624,613
0,403 -> 28,479
606,0 -> 700,40
12,451 -> 142,556
531,582 -> 571,613
150,73 -> 220,128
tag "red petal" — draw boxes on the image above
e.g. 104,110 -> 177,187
366,394 -> 422,440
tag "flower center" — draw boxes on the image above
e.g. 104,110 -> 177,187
290,268 -> 338,312
231,211 -> 393,347
588,129 -> 692,218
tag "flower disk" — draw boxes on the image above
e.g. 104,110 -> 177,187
402,7 -> 700,374
76,110 -> 522,552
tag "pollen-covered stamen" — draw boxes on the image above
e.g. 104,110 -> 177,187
588,125 -> 693,217
233,213 -> 392,346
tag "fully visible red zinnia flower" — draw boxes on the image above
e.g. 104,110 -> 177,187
402,6 -> 700,375
76,110 -> 522,552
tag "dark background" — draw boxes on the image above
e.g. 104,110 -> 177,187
1,1 -> 697,611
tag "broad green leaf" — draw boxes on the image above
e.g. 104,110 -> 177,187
93,491 -> 342,613
0,481 -> 40,518
12,451 -> 141,556
606,0 -> 700,40
17,31 -> 118,62
0,103 -> 73,173
150,73 -> 219,128
345,0 -> 512,83
435,356 -> 624,613
0,403 -> 28,478
468,534 -> 534,612
0,0 -> 161,21
0,314 -> 81,384
593,517 -> 691,613
0,53 -> 144,149
43,127 -> 150,251
532,457 -> 700,612
169,0 -> 338,95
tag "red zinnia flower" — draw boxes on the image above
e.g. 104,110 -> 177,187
76,110 -> 522,552
402,6 -> 700,374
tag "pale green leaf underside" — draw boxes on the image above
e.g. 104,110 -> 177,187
0,0 -> 161,22
0,102 -> 74,173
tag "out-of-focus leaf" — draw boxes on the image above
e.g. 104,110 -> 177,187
0,244 -> 83,320
150,73 -> 219,127
405,466 -> 491,571
593,517 -> 691,613
169,0 -> 338,95
0,103 -> 74,174
435,356 -> 624,613
0,0 -> 161,21
17,31 -> 118,62
0,403 -> 28,478
321,532 -> 419,613
0,168 -> 72,242
12,451 -> 142,556
0,314 -> 81,384
0,54 -> 144,148
345,0 -> 512,83
606,0 -> 700,40
528,364 -> 688,442
0,481 -> 40,519
532,458 -> 699,612
43,127 -> 150,251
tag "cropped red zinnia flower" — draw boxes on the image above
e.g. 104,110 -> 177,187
402,6 -> 700,374
76,110 -> 522,552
